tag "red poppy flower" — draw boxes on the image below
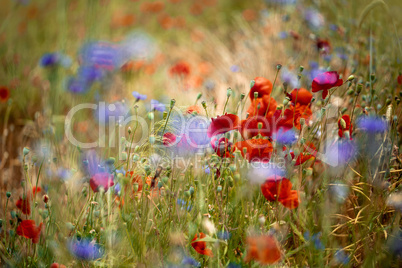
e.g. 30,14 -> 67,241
338,114 -> 352,139
0,86 -> 10,103
163,132 -> 176,147
398,74 -> 402,85
16,196 -> 31,215
312,71 -> 343,99
211,137 -> 233,158
234,138 -> 273,162
274,105 -> 312,131
169,61 -> 191,77
316,38 -> 331,54
186,105 -> 203,115
249,77 -> 273,99
140,1 -> 165,13
288,142 -> 317,166
244,235 -> 281,264
261,177 -> 299,209
207,113 -> 240,137
32,186 -> 42,195
191,232 -> 213,256
16,220 -> 43,244
247,95 -> 277,118
50,263 -> 66,268
239,117 -> 274,140
290,88 -> 313,106
89,173 -> 114,193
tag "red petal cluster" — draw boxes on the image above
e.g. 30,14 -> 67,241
261,177 -> 299,209
16,220 -> 43,244
244,235 -> 281,264
90,173 -> 114,193
312,71 -> 343,99
191,232 -> 213,256
207,113 -> 240,137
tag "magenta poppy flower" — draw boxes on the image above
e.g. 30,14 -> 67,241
90,173 -> 114,193
312,71 -> 343,99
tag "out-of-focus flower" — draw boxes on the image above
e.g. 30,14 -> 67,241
357,116 -> 388,133
397,74 -> 402,85
261,176 -> 299,209
151,99 -> 166,112
132,91 -> 147,101
304,231 -> 325,250
16,196 -> 31,215
247,95 -> 277,118
67,65 -> 104,94
304,9 -> 325,30
387,230 -> 402,258
191,232 -> 213,256
278,31 -> 288,39
176,198 -> 192,211
16,220 -> 42,244
312,71 -> 343,99
338,115 -> 352,139
247,165 -> 285,184
68,239 -> 104,260
324,140 -> 355,167
281,68 -> 299,89
244,234 -> 281,264
95,101 -> 129,124
207,114 -> 239,137
230,65 -> 240,72
163,132 -> 177,147
0,86 -> 10,102
140,1 -> 165,13
217,230 -> 231,240
202,218 -> 216,235
334,249 -> 350,265
80,41 -> 122,71
181,256 -> 201,267
120,31 -> 157,61
50,263 -> 66,268
235,138 -> 274,163
186,105 -> 203,115
211,137 -> 234,158
316,39 -> 331,55
39,52 -> 71,68
90,173 -> 114,193
169,61 -> 191,78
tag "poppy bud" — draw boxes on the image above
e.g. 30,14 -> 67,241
343,131 -> 350,139
347,75 -> 355,81
258,122 -> 263,130
162,176 -> 169,185
133,183 -> 139,192
23,147 -> 30,156
217,185 -> 222,192
254,92 -> 259,99
240,93 -> 246,100
242,147 -> 247,155
120,152 -> 127,161
148,112 -> 154,120
347,89 -> 354,95
228,176 -> 234,187
341,107 -> 347,114
283,98 -> 289,106
299,66 -> 304,73
226,88 -> 232,97
197,93 -> 202,100
189,186 -> 195,195
201,101 -> 207,109
6,192 -> 11,198
386,98 -> 392,105
234,173 -> 240,181
157,181 -> 163,189
339,118 -> 347,129
184,190 -> 191,198
134,146 -> 140,153
170,99 -> 176,109
276,64 -> 282,70
370,73 -> 375,81
300,118 -> 305,126
163,111 -> 168,119
250,80 -> 255,89
356,83 -> 363,93
43,195 -> 49,203
257,103 -> 261,110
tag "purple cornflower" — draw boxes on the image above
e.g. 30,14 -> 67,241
304,9 -> 325,30
132,91 -> 147,101
150,99 -> 166,112
324,140 -> 356,167
304,231 -> 325,250
181,256 -> 201,267
68,239 -> 104,260
67,65 -> 103,94
278,31 -> 289,39
217,231 -> 231,240
40,53 -> 72,68
357,116 -> 388,133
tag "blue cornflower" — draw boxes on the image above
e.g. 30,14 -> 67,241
176,199 -> 192,211
281,67 -> 299,89
40,53 -> 72,68
80,41 -> 122,70
278,31 -> 289,39
357,116 -> 388,133
181,256 -> 201,267
304,231 -> 325,250
204,166 -> 211,174
67,65 -> 104,94
304,9 -> 325,30
68,239 -> 104,260
274,128 -> 297,145
334,249 -> 350,265
217,231 -> 231,240
324,140 -> 356,167
132,91 -> 147,101
151,99 -> 166,112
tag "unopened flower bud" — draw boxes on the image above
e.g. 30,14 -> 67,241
43,195 -> 49,203
217,185 -> 222,192
23,147 -> 30,156
170,99 -> 176,109
201,101 -> 207,109
147,112 -> 154,120
299,66 -> 304,73
356,83 -> 363,93
226,88 -> 232,97
276,64 -> 282,70
254,92 -> 259,99
6,192 -> 11,198
163,111 -> 168,119
258,122 -> 263,130
240,93 -> 246,100
347,75 -> 355,81
128,127 -> 132,135
300,118 -> 305,126
339,118 -> 346,129
196,93 -> 202,100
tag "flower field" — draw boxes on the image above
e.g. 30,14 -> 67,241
0,0 -> 402,267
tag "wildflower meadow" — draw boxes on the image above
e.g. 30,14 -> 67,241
1,0 -> 402,267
